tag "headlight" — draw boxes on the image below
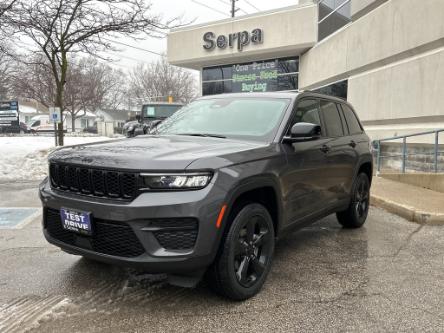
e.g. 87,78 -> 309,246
141,173 -> 212,190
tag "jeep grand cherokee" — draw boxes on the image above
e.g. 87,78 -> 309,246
40,92 -> 373,300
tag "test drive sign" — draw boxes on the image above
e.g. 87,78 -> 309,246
203,28 -> 263,52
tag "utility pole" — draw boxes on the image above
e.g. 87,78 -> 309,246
231,0 -> 239,17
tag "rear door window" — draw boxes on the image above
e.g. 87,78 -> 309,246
341,104 -> 363,135
320,100 -> 344,137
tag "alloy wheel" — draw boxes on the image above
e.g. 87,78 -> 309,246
233,215 -> 272,288
354,176 -> 369,218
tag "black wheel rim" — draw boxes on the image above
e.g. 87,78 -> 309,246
233,215 -> 272,288
354,177 -> 369,219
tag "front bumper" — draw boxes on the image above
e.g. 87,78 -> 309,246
39,178 -> 227,274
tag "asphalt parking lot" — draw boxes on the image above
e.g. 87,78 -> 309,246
0,182 -> 443,332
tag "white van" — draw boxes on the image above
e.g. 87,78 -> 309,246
27,115 -> 64,133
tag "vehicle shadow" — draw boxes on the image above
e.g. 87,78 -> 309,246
59,214 -> 369,316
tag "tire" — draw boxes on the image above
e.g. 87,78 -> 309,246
336,172 -> 370,228
207,203 -> 275,301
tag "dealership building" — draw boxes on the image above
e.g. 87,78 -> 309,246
167,0 -> 444,140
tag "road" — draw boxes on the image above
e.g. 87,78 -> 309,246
0,182 -> 443,332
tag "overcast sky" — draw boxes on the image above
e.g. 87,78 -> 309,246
106,0 -> 299,72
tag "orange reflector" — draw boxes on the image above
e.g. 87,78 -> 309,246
216,204 -> 227,229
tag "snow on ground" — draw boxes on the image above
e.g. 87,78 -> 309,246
0,135 -> 114,183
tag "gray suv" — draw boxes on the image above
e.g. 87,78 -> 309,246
40,92 -> 373,300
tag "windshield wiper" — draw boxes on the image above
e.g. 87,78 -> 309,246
177,133 -> 226,139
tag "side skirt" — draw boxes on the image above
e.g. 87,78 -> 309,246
277,199 -> 350,238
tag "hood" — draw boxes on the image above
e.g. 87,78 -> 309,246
48,135 -> 270,171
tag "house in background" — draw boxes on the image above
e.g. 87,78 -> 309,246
18,99 -> 45,123
96,108 -> 140,129
64,111 -> 97,131
16,98 -> 140,133
18,99 -> 96,131
18,104 -> 39,124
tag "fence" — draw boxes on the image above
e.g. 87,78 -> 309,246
375,129 -> 444,174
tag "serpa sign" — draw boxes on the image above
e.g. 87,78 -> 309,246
203,28 -> 263,52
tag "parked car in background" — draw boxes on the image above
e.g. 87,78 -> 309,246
123,102 -> 183,137
82,125 -> 98,134
40,92 -> 373,300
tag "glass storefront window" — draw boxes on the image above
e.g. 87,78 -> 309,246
202,66 -> 233,82
318,0 -> 351,41
202,57 -> 299,96
319,0 -> 335,20
202,81 -> 226,96
277,75 -> 298,91
313,80 -> 348,99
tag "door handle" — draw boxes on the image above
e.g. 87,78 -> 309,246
320,145 -> 330,153
349,140 -> 357,148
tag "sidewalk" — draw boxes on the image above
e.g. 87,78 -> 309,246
370,176 -> 444,225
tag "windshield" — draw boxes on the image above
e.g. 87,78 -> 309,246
142,104 -> 182,118
156,97 -> 290,142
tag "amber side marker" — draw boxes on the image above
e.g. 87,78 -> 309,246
216,204 -> 227,229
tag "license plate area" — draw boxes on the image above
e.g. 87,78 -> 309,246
60,208 -> 93,236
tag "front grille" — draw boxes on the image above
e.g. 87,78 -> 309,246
49,163 -> 138,200
152,218 -> 198,250
45,208 -> 145,258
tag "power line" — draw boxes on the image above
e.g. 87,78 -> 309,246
106,52 -> 151,64
230,0 -> 248,18
101,37 -> 164,57
217,0 -> 245,17
243,0 -> 260,12
191,0 -> 230,17
238,7 -> 249,15
87,5 -> 169,37
217,0 -> 231,6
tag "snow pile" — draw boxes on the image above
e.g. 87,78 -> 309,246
0,136 -> 113,183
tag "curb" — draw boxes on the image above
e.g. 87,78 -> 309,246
370,195 -> 444,225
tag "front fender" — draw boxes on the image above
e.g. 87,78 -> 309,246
218,171 -> 284,237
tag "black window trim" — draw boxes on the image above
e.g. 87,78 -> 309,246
339,102 -> 364,135
282,98 -> 327,140
319,98 -> 347,138
337,103 -> 350,136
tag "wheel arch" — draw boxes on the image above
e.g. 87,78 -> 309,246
221,175 -> 283,238
356,157 -> 373,185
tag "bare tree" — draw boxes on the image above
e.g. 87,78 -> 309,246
5,0 -> 180,145
129,57 -> 197,104
11,56 -> 56,107
12,55 -> 127,131
0,0 -> 17,20
0,53 -> 13,99
64,57 -> 127,131
101,67 -> 128,112
0,1 -> 18,58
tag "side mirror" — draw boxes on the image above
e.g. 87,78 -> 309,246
135,114 -> 141,122
283,122 -> 321,143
